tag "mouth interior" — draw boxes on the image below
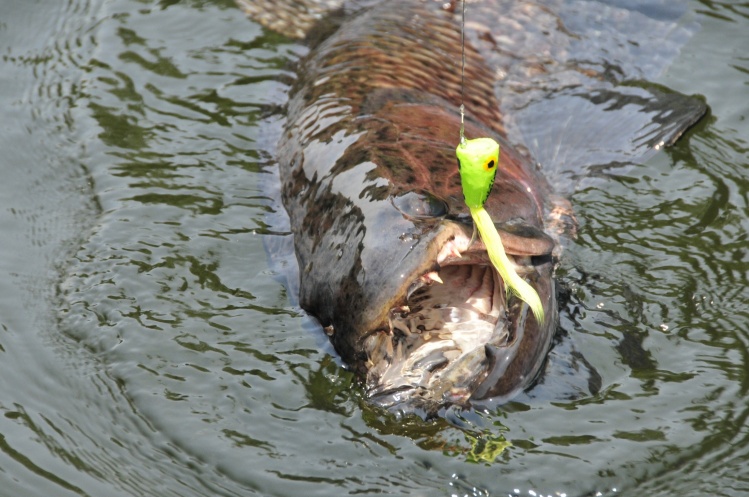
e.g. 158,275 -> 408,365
365,258 -> 512,410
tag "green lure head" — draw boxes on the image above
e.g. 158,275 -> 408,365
456,137 -> 500,209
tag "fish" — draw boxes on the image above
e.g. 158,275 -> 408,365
238,0 -> 706,416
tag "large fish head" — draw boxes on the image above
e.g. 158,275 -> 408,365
283,90 -> 558,416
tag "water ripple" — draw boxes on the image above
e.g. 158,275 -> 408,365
0,0 -> 747,496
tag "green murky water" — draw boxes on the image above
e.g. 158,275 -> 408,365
0,1 -> 746,496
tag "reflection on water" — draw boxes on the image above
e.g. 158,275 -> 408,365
0,0 -> 746,496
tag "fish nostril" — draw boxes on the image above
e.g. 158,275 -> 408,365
390,189 -> 448,219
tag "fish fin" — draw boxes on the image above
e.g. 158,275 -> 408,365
510,84 -> 707,195
459,0 -> 706,194
465,0 -> 700,108
235,0 -> 378,41
234,0 -> 346,39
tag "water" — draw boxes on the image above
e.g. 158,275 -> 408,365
0,1 -> 747,496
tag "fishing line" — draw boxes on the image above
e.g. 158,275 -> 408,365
459,0 -> 466,147
453,0 -> 546,324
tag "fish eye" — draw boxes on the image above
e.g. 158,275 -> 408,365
484,157 -> 496,171
391,190 -> 448,219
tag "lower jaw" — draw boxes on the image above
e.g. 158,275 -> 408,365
363,262 -> 510,412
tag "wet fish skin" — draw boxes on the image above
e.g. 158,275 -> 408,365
276,0 -> 557,398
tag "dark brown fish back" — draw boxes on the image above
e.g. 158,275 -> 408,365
275,0 -> 550,363
290,0 -> 503,141
282,0 -> 550,229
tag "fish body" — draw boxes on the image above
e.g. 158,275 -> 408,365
276,0 -> 557,413
239,0 -> 706,414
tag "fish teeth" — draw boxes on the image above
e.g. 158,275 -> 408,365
406,280 -> 425,300
437,240 -> 463,265
407,271 -> 443,300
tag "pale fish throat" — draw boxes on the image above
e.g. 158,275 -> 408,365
362,231 -> 540,411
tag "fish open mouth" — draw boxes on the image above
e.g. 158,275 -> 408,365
362,231 -> 540,413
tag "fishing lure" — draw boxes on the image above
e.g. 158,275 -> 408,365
456,137 -> 545,325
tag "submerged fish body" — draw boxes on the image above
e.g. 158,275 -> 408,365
241,0 -> 706,414
276,0 -> 558,413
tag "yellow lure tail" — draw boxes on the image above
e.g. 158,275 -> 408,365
456,137 -> 545,325
469,206 -> 545,325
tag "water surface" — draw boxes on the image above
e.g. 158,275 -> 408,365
0,1 -> 747,496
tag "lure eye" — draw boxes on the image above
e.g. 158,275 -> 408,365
483,156 -> 497,172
